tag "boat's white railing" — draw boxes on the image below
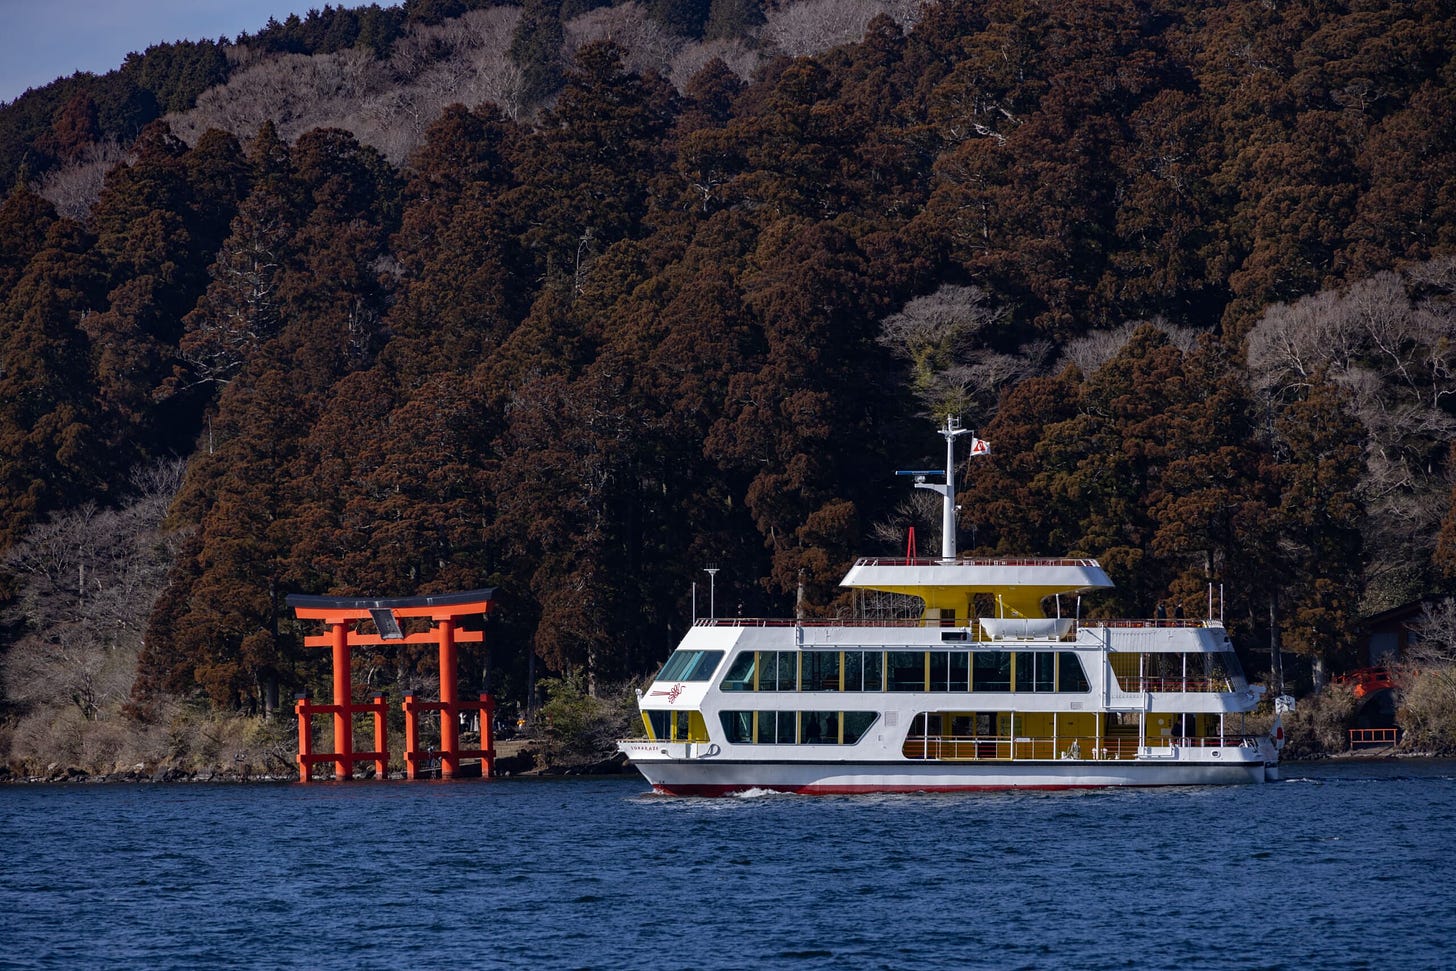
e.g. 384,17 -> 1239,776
1113,676 -> 1235,693
851,556 -> 1103,568
694,617 -> 939,628
692,617 -> 1222,635
901,734 -> 1265,761
1090,619 -> 1223,630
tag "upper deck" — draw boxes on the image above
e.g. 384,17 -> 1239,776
686,615 -> 1232,655
839,556 -> 1114,618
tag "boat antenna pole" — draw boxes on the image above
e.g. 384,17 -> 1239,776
896,416 -> 972,562
923,416 -> 969,562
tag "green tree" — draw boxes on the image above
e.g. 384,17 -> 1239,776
0,186 -> 58,294
506,43 -> 676,282
509,0 -> 565,109
1271,373 -> 1365,688
0,222 -> 106,551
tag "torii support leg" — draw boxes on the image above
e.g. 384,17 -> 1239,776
331,620 -> 354,780
295,694 -> 313,783
439,618 -> 459,780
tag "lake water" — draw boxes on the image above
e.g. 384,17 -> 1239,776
2,759 -> 1453,970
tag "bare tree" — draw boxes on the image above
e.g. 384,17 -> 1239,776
170,10 -> 522,163
668,37 -> 761,89
1409,598 -> 1456,664
1246,260 -> 1456,609
35,139 -> 127,220
1060,319 -> 1201,376
877,284 -> 1047,419
566,2 -> 686,78
1,459 -> 185,733
760,0 -> 922,58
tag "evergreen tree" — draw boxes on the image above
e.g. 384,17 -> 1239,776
0,187 -> 58,294
510,0 -> 566,109
0,222 -> 106,550
1271,373 -> 1366,687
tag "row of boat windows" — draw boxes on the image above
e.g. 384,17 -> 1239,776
655,649 -> 1248,695
718,650 -> 1091,693
656,649 -> 724,682
642,708 -> 877,745
718,710 -> 878,745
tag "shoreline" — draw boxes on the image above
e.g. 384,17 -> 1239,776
0,738 -> 638,785
7,747 -> 1444,785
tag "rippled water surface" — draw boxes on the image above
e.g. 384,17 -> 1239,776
3,759 -> 1453,970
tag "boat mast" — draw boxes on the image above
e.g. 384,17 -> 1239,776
915,415 -> 969,562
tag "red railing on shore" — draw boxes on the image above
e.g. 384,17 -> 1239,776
1349,727 -> 1399,747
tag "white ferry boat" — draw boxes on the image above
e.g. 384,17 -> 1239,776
619,418 -> 1281,794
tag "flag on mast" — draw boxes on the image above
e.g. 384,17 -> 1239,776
969,436 -> 990,456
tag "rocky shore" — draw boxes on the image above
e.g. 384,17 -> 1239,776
1,738 -> 632,784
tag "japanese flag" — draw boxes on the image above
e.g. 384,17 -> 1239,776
969,436 -> 990,456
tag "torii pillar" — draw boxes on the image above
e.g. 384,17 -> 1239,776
286,588 -> 495,782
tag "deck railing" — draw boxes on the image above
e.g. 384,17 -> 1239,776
694,617 -> 1219,633
851,556 -> 1103,568
1114,676 -> 1235,693
900,734 -> 1263,761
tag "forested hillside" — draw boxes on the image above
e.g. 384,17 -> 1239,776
2,0 -> 1455,770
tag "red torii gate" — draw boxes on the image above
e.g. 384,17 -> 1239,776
286,588 -> 495,782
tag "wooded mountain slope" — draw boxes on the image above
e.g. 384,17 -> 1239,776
2,0 -> 1455,731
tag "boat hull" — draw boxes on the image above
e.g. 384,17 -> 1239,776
623,751 -> 1272,795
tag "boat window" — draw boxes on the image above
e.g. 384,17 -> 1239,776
758,651 -> 779,690
645,710 -> 695,740
929,652 -> 948,691
1057,652 -> 1090,692
888,651 -> 925,691
802,651 -> 840,691
656,649 -> 725,682
842,651 -> 883,691
972,651 -> 1011,691
751,709 -> 797,743
801,711 -> 838,743
842,711 -> 876,744
772,651 -> 798,691
1014,652 -> 1056,692
719,651 -> 756,691
931,651 -> 970,691
720,710 -> 752,743
751,651 -> 799,691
